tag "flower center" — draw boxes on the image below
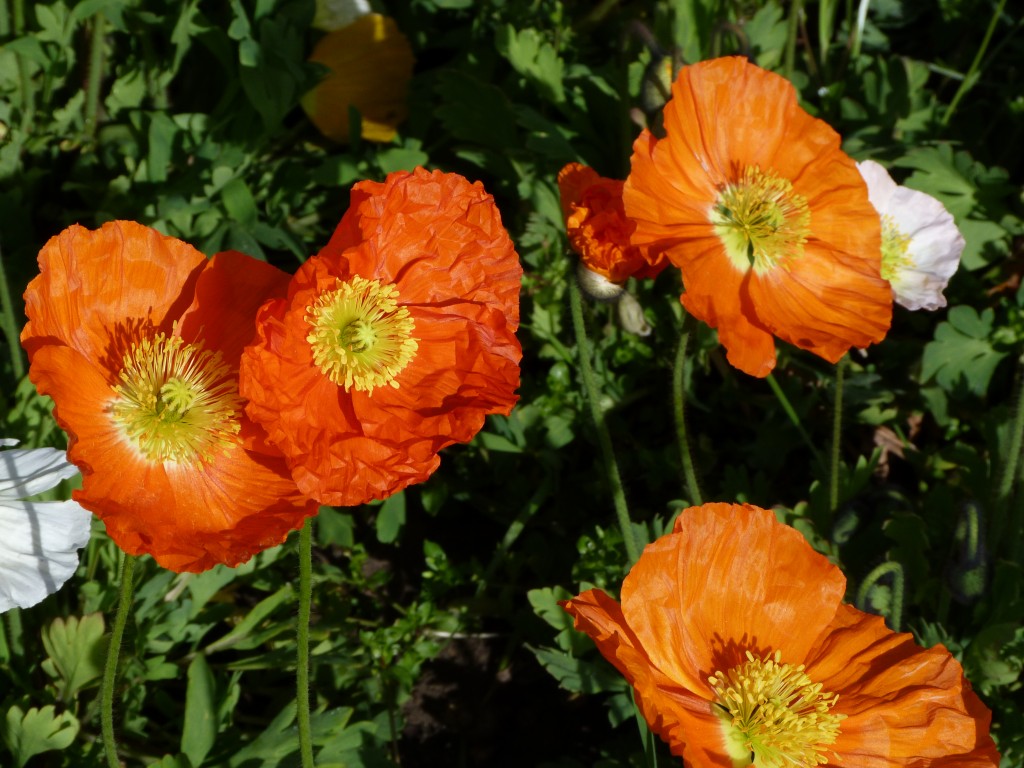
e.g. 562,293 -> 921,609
109,333 -> 243,464
709,650 -> 844,767
711,166 -> 810,274
880,213 -> 914,282
305,276 -> 418,394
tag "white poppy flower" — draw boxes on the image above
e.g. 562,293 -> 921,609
858,160 -> 965,311
0,439 -> 91,612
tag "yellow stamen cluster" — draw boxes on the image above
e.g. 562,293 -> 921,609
110,333 -> 242,464
305,275 -> 418,394
880,213 -> 914,281
711,166 -> 811,274
709,650 -> 844,767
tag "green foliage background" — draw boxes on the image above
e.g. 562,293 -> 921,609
0,0 -> 1022,765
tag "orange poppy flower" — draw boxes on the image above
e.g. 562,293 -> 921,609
302,13 -> 415,143
557,163 -> 667,284
239,168 -> 522,507
623,57 -> 893,377
562,503 -> 999,767
21,221 -> 317,573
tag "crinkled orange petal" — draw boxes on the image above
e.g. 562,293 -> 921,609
562,590 -> 737,766
21,221 -> 205,369
623,57 -> 893,377
805,603 -> 999,766
241,168 -> 522,507
23,223 -> 315,572
622,503 -> 846,696
302,14 -> 414,143
557,163 -> 600,220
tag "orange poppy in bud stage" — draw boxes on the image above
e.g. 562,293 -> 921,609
21,221 -> 317,573
302,13 -> 415,143
623,57 -> 893,377
563,503 -> 999,767
557,162 -> 667,284
240,168 -> 522,507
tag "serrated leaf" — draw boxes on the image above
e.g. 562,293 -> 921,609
921,306 -> 1007,397
529,645 -> 627,694
40,613 -> 106,700
495,25 -> 565,103
1,706 -> 79,768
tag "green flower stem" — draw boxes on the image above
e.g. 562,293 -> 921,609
84,12 -> 106,139
942,0 -> 1007,127
297,517 -> 315,768
12,0 -> 34,134
856,561 -> 904,632
995,357 -> 1024,560
101,552 -> 137,768
829,356 -> 847,517
783,0 -> 802,81
765,373 -> 825,471
672,319 -> 702,505
0,244 -> 26,381
569,276 -> 641,565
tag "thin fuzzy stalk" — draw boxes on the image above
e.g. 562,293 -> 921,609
672,319 -> 702,505
84,13 -> 107,138
101,553 -> 137,768
856,561 -> 904,632
12,0 -> 34,133
783,0 -> 803,80
765,373 -> 825,471
942,0 -> 1008,127
995,358 -> 1024,559
0,244 -> 26,380
829,356 -> 847,516
569,276 -> 641,565
296,518 -> 315,768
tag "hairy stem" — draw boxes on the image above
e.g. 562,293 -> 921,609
297,518 -> 315,767
569,275 -> 641,564
673,319 -> 702,505
829,356 -> 847,517
0,243 -> 26,380
101,553 -> 137,768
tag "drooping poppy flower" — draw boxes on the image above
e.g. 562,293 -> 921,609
21,221 -> 317,573
302,13 -> 415,143
557,162 -> 667,289
623,56 -> 893,378
0,439 -> 91,612
562,503 -> 999,767
240,168 -> 522,507
858,160 -> 965,311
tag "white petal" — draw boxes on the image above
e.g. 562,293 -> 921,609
0,499 -> 92,612
857,160 -> 965,312
858,160 -> 899,211
0,444 -> 79,500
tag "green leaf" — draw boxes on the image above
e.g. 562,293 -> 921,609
221,177 -> 258,226
376,491 -> 406,544
182,655 -> 217,767
1,706 -> 79,768
964,623 -> 1024,693
147,111 -> 179,183
495,25 -> 565,103
435,71 -> 519,150
528,645 -> 627,695
204,584 -> 294,654
921,306 -> 1008,397
40,613 -> 106,700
